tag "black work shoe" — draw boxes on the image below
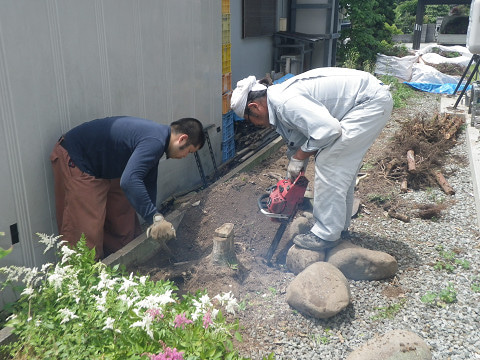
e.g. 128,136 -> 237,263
293,232 -> 341,251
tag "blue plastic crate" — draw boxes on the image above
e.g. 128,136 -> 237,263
233,112 -> 244,121
222,137 -> 235,162
222,111 -> 235,141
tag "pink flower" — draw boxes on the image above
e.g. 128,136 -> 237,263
173,313 -> 193,329
149,346 -> 184,360
202,311 -> 212,329
146,308 -> 164,321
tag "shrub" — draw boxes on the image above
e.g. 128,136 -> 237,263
0,234 -> 271,360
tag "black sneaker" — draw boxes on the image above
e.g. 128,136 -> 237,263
293,232 -> 341,251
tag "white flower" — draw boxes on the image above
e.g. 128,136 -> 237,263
37,233 -> 63,254
118,273 -> 137,293
0,266 -> 40,286
21,287 -> 35,297
214,292 -> 239,315
130,313 -> 154,338
22,267 -> 39,287
67,280 -> 81,304
59,308 -> 79,324
135,290 -> 175,309
47,264 -> 72,290
60,245 -> 77,264
139,275 -> 147,285
191,294 -> 213,321
93,290 -> 109,312
199,294 -> 211,306
93,269 -> 117,291
41,263 -> 53,272
118,294 -> 139,309
103,317 -> 115,330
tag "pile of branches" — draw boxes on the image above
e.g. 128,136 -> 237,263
423,62 -> 466,77
381,111 -> 463,192
376,112 -> 464,221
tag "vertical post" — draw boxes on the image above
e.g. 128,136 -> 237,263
413,0 -> 425,50
289,0 -> 297,32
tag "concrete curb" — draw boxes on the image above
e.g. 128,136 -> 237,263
439,95 -> 480,228
466,125 -> 480,229
102,209 -> 185,268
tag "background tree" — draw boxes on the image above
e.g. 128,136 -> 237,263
394,1 -> 452,34
337,0 -> 396,69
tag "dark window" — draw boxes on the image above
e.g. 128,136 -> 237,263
243,0 -> 277,38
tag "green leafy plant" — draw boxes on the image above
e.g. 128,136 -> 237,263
0,233 -> 272,360
432,245 -> 470,273
311,328 -> 333,346
0,232 -> 12,260
471,277 -> 480,293
371,298 -> 407,320
421,283 -> 457,307
367,193 -> 391,204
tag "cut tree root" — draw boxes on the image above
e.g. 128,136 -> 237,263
443,116 -> 464,140
388,209 -> 410,223
433,170 -> 455,195
385,158 -> 398,174
407,150 -> 416,173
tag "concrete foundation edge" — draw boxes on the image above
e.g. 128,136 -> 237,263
466,125 -> 480,229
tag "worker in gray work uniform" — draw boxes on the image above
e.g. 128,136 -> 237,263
230,68 -> 393,251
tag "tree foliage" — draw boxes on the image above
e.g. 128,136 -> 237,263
337,0 -> 396,68
394,1 -> 454,34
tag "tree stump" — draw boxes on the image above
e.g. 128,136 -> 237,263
211,223 -> 238,266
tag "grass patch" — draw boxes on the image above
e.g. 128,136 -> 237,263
379,75 -> 415,108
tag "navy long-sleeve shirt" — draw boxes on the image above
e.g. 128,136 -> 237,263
62,116 -> 170,224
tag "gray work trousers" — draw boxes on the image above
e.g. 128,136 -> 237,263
311,85 -> 393,241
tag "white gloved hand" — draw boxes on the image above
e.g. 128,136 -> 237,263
146,214 -> 176,243
286,157 -> 308,180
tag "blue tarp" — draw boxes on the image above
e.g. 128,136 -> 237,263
404,82 -> 471,95
273,73 -> 294,84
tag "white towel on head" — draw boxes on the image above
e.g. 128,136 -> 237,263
230,76 -> 267,119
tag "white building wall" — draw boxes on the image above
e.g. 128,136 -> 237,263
0,0 -> 221,309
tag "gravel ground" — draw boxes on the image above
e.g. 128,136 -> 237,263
236,93 -> 480,360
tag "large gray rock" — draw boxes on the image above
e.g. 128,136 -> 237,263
327,241 -> 398,280
286,245 -> 325,275
286,262 -> 351,319
346,329 -> 432,360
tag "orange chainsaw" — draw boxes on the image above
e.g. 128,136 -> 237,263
258,172 -> 309,264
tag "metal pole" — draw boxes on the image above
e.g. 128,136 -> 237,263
413,0 -> 425,50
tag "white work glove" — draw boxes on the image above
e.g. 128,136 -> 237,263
146,214 -> 176,243
286,157 -> 308,180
